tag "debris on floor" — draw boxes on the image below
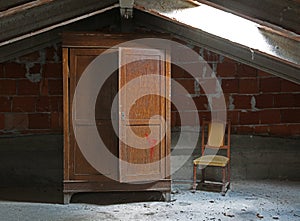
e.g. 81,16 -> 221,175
0,180 -> 299,221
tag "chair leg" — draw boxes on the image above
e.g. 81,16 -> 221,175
192,164 -> 197,191
227,164 -> 231,189
201,168 -> 206,183
221,166 -> 226,196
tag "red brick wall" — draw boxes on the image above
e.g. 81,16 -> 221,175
0,44 -> 299,137
0,45 -> 63,135
172,47 -> 300,136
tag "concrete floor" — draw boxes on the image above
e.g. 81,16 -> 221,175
0,180 -> 299,221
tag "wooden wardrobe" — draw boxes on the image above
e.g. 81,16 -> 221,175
62,33 -> 171,203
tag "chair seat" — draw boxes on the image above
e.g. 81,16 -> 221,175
193,155 -> 229,167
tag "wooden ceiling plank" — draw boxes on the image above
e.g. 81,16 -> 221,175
0,8 -> 119,62
0,0 -> 118,44
0,0 -> 33,11
198,0 -> 300,34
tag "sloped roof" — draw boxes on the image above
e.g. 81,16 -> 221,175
0,0 -> 119,61
134,0 -> 300,83
0,0 -> 118,43
0,0 -> 299,83
202,0 -> 300,34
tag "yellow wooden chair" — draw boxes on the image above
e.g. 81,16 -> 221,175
192,120 -> 231,195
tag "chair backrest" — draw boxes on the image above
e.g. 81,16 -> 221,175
208,122 -> 225,147
201,120 -> 231,158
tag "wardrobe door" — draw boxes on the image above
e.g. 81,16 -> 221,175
69,48 -> 118,181
119,47 -> 169,183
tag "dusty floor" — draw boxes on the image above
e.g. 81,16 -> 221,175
0,180 -> 299,221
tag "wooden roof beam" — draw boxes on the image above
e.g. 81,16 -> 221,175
0,0 -> 119,45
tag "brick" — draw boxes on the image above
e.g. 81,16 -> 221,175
44,63 -> 62,78
201,49 -> 219,63
208,110 -> 225,121
175,61 -> 210,79
17,79 -> 40,95
199,78 -> 219,94
173,111 -> 181,127
211,96 -> 228,110
174,111 -> 199,126
253,125 -> 270,135
172,79 -> 195,94
171,102 -> 176,111
269,125 -> 290,136
171,64 -> 194,78
19,51 -> 40,62
259,109 -> 281,124
193,96 -> 209,111
257,70 -> 272,77
12,97 -> 36,112
40,78 -> 48,96
29,63 -> 41,74
4,63 -> 26,78
172,95 -> 208,111
221,79 -> 239,93
171,64 -> 185,78
57,46 -> 62,61
0,114 -> 4,129
0,80 -> 17,95
171,46 -> 199,63
48,79 -> 63,95
260,77 -> 281,92
46,46 -> 62,62
46,47 -> 56,61
28,113 -> 50,129
235,125 -> 254,134
239,78 -> 259,94
227,111 -> 239,125
217,62 -> 236,77
36,96 -> 50,112
274,94 -> 296,108
192,46 -> 201,54
236,63 -> 257,77
288,124 -> 300,136
172,95 -> 202,111
199,111 -> 211,123
281,109 -> 300,123
255,94 -> 274,108
281,80 -> 300,92
0,96 -> 12,112
295,94 -> 300,107
171,111 -> 176,127
4,113 -> 28,130
46,44 -> 61,61
239,111 -> 260,125
232,95 -> 252,109
230,126 -> 238,134
49,96 -> 63,112
222,57 -> 236,63
51,112 -> 63,129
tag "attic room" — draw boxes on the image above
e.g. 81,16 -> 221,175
0,0 -> 299,220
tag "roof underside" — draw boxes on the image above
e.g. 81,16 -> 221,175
0,0 -> 299,83
134,0 -> 300,83
202,0 -> 300,35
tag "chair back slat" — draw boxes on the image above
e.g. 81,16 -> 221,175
201,120 -> 231,157
208,122 -> 225,147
